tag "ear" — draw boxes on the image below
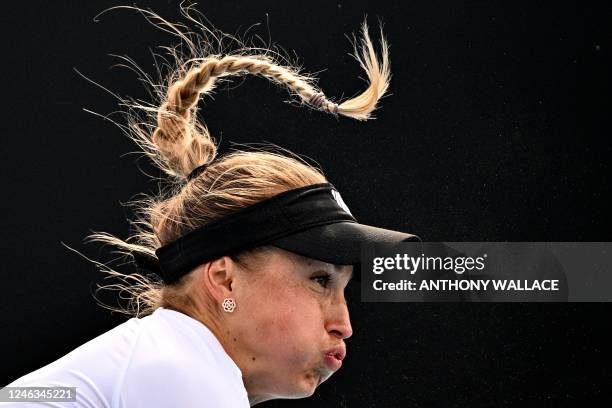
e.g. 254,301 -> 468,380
201,256 -> 236,302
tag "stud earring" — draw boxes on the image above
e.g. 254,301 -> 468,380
222,298 -> 236,313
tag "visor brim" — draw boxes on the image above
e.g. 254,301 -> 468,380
271,221 -> 421,269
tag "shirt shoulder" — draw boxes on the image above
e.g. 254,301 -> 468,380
115,308 -> 250,408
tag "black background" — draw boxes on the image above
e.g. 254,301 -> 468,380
0,1 -> 609,406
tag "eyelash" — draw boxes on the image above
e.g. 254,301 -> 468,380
311,273 -> 333,288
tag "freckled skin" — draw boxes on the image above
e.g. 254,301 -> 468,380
217,249 -> 353,404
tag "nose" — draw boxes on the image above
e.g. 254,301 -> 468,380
326,292 -> 353,340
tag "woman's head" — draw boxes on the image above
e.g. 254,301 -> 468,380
86,7 -> 389,403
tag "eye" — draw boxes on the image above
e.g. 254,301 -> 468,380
311,273 -> 332,288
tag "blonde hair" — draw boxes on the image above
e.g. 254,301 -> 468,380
84,5 -> 391,317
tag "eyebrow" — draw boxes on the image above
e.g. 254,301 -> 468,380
299,255 -> 353,280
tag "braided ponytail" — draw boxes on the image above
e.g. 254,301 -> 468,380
151,18 -> 390,179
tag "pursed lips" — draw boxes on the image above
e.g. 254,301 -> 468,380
322,345 -> 346,371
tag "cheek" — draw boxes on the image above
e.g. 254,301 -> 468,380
245,281 -> 323,362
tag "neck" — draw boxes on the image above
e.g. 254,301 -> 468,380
178,304 -> 274,405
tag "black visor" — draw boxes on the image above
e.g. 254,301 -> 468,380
139,183 -> 419,284
271,221 -> 420,265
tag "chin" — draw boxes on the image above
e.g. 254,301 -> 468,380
283,371 -> 322,399
275,367 -> 334,399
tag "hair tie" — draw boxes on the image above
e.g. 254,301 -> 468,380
186,162 -> 209,181
308,92 -> 339,115
308,92 -> 326,108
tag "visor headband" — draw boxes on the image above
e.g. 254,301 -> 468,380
151,183 -> 356,284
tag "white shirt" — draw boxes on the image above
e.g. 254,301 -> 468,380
0,307 -> 250,407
